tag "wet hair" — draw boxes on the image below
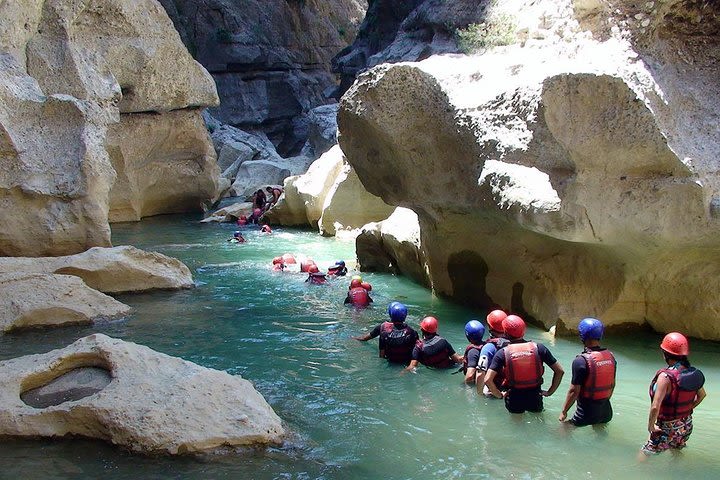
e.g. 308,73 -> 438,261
663,351 -> 690,368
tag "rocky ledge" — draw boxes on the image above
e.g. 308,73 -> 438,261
0,334 -> 285,454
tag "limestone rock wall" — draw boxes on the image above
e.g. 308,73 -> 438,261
339,0 -> 720,339
159,0 -> 366,156
0,0 -> 220,255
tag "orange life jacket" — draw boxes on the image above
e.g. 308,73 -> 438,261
650,366 -> 705,421
579,349 -> 616,401
502,342 -> 544,390
348,286 -> 370,306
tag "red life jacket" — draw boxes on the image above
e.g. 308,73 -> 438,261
650,367 -> 704,421
379,322 -> 416,363
502,342 -> 544,389
463,343 -> 485,374
579,349 -> 616,401
416,336 -> 454,369
348,286 -> 370,306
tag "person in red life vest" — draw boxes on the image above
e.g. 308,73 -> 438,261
484,315 -> 564,413
260,224 -> 272,233
478,309 -> 510,396
237,215 -> 248,226
327,260 -> 348,276
641,332 -> 706,456
305,264 -> 327,284
344,277 -> 373,307
462,320 -> 486,385
271,256 -> 285,272
282,253 -> 296,265
405,316 -> 463,372
353,302 -> 419,365
248,207 -> 263,225
300,258 -> 316,273
559,317 -> 616,426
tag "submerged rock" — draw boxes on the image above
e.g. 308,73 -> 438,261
0,273 -> 131,333
0,246 -> 194,294
339,0 -> 720,339
0,334 -> 285,454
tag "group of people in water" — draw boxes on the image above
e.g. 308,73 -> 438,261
352,302 -> 707,456
224,193 -> 707,457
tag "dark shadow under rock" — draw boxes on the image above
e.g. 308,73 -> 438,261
21,367 -> 112,409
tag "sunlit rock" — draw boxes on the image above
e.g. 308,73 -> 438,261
0,334 -> 284,454
0,273 -> 131,332
0,246 -> 193,294
339,0 -> 720,339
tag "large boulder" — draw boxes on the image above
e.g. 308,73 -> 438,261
300,103 -> 340,159
319,162 -> 395,236
339,0 -> 720,339
0,334 -> 284,454
201,201 -> 254,223
264,146 -> 346,227
231,161 -> 292,198
0,0 -> 220,255
0,246 -> 194,294
0,273 -> 131,332
159,0 -> 366,156
356,208 -> 428,285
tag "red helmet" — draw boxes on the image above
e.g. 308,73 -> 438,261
660,332 -> 689,356
350,278 -> 362,288
487,309 -> 507,332
420,316 -> 438,334
282,253 -> 296,264
308,264 -> 320,274
360,281 -> 372,291
502,315 -> 526,339
272,256 -> 283,265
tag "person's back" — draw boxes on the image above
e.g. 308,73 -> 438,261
345,286 -> 371,307
354,302 -> 417,366
408,317 -> 462,370
485,315 -> 564,413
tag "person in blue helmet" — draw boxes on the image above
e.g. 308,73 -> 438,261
559,317 -> 617,426
228,231 -> 246,243
327,260 -> 348,276
462,320 -> 486,384
353,302 -> 419,365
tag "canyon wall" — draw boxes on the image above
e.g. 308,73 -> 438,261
340,0 -> 720,339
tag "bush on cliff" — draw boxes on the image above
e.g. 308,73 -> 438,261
456,12 -> 517,53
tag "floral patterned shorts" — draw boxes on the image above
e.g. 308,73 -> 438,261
642,415 -> 693,454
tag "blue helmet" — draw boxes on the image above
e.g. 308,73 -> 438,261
464,320 -> 485,344
388,302 -> 408,322
233,230 -> 241,236
335,260 -> 346,267
578,317 -> 604,341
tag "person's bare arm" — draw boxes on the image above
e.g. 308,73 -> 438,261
464,367 -> 476,384
404,359 -> 419,373
542,361 -> 564,397
693,387 -> 707,409
648,373 -> 670,433
353,333 -> 372,341
451,352 -> 463,364
484,369 -> 504,399
559,384 -> 580,422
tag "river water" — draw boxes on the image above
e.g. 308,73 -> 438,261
0,214 -> 718,480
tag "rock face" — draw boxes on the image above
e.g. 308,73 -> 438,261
356,207 -> 428,285
0,0 -> 220,255
339,0 -> 720,339
0,246 -> 194,294
160,0 -> 366,156
0,273 -> 131,332
0,334 -> 284,454
265,145 -> 394,236
332,0 -> 487,94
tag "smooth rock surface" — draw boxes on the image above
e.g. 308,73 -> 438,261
339,0 -> 720,339
0,273 -> 131,332
0,246 -> 194,294
0,334 -> 284,454
201,202 -> 254,223
0,0 -> 220,255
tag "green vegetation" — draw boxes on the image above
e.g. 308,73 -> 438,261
455,13 -> 517,54
337,27 -> 346,38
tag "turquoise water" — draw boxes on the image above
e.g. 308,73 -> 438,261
0,214 -> 718,480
